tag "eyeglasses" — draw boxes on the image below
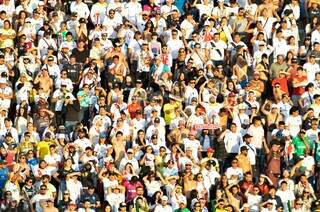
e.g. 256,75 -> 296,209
275,86 -> 280,88
64,193 -> 69,195
109,12 -> 115,15
198,176 -> 203,178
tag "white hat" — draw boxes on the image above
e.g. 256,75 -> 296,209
204,20 -> 211,26
61,43 -> 69,49
238,103 -> 247,110
162,196 -> 168,201
271,104 -> 279,109
57,134 -> 65,139
38,1 -> 44,6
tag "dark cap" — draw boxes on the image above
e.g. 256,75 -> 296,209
310,54 -> 316,58
243,134 -> 253,139
44,132 -> 51,138
151,134 -> 158,139
119,202 -> 127,208
240,146 -> 248,151
300,129 -> 306,134
154,117 -> 160,123
48,46 -> 54,50
79,18 -> 86,23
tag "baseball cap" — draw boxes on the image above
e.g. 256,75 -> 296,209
243,134 -> 253,139
154,117 -> 160,123
207,147 -> 214,153
48,56 -> 54,61
240,146 -> 249,151
99,132 -> 107,138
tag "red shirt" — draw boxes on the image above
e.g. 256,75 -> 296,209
272,77 -> 289,96
127,103 -> 142,119
292,75 -> 307,96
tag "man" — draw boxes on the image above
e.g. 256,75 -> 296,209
270,54 -> 289,80
36,132 -> 55,160
40,198 -> 58,212
70,0 -> 90,19
154,196 -> 173,212
30,185 -> 51,212
119,149 -> 140,173
206,33 -> 227,66
51,82 -> 75,126
90,0 -> 108,25
80,186 -> 101,210
292,129 -> 312,161
303,54 -> 320,83
225,158 -> 244,181
236,146 -> 252,174
276,181 -> 295,211
224,123 -> 243,164
163,95 -> 180,126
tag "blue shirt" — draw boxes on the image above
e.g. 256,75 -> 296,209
0,167 -> 9,189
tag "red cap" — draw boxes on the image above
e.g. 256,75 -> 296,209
207,147 -> 214,153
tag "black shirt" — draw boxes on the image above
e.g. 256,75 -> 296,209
72,48 -> 89,64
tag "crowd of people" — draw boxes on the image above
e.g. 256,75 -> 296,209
0,0 -> 320,211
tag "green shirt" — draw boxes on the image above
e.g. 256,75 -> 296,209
292,136 -> 312,157
77,90 -> 91,108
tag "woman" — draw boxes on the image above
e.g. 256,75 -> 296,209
170,185 -> 187,210
225,80 -> 239,97
32,160 -> 51,180
13,11 -> 28,32
142,171 -> 163,199
286,106 -> 302,137
3,45 -> 16,68
121,163 -> 135,180
172,72 -> 187,99
107,83 -> 123,105
305,16 -> 318,34
195,173 -> 208,200
143,20 -> 155,41
287,36 -> 299,56
299,37 -> 312,64
12,154 -> 30,183
14,107 -> 33,139
140,145 -> 155,171
132,130 -> 147,151
285,51 -> 294,66
53,158 -> 75,201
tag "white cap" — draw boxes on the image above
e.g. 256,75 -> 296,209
57,134 -> 65,139
204,20 -> 211,26
238,103 -> 247,110
38,1 -> 44,6
162,196 -> 168,201
61,43 -> 69,49
271,104 -> 279,109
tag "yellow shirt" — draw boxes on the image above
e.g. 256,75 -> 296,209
163,102 -> 180,125
36,140 -> 53,160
